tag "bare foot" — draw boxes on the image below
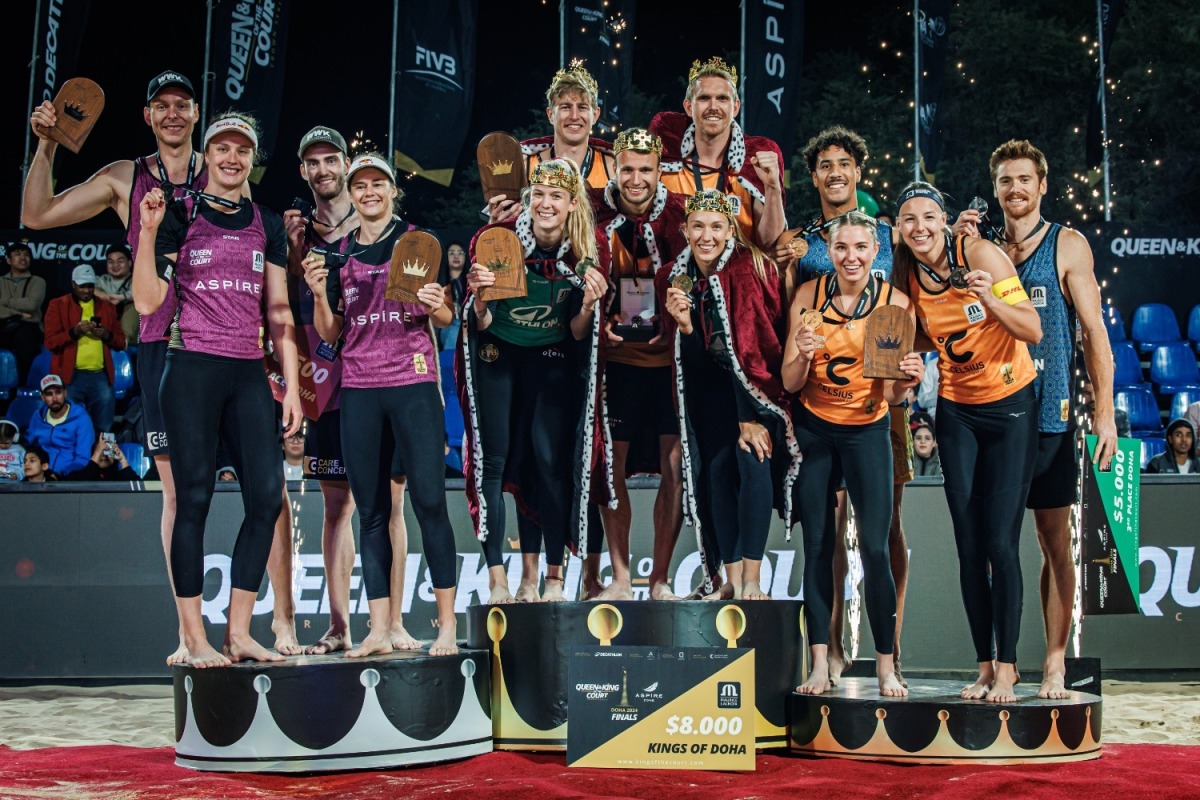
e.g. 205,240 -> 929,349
185,641 -> 231,669
962,662 -> 995,700
347,630 -> 394,659
166,639 -> 189,666
740,580 -> 769,601
1038,670 -> 1069,700
986,663 -> 1019,704
272,617 -> 303,656
305,628 -> 352,655
225,634 -> 285,664
515,580 -> 541,603
541,576 -> 567,602
650,581 -> 681,601
701,582 -> 735,600
488,585 -> 515,604
429,623 -> 459,656
581,574 -> 605,600
827,652 -> 847,687
390,623 -> 421,651
879,671 -> 908,698
594,579 -> 633,601
798,661 -> 831,696
894,660 -> 908,689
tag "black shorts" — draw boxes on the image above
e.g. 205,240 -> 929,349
605,361 -> 679,442
306,407 -> 407,482
1025,429 -> 1079,509
137,340 -> 169,456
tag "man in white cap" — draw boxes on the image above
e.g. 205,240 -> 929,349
0,418 -> 24,480
43,264 -> 126,432
26,374 -> 94,475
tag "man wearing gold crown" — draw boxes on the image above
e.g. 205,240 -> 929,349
660,188 -> 799,600
581,128 -> 689,601
458,157 -> 613,603
650,57 -> 787,252
488,63 -> 615,224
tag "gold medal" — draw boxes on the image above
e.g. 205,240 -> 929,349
801,309 -> 822,329
671,274 -> 694,293
309,250 -> 326,267
575,257 -> 594,279
479,344 -> 499,363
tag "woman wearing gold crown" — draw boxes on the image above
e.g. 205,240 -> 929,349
458,157 -> 612,603
659,188 -> 797,601
782,211 -> 924,698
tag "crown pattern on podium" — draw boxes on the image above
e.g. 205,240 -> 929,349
614,128 -> 663,156
530,159 -> 580,195
689,56 -> 738,87
548,59 -> 599,102
174,655 -> 492,772
685,188 -> 736,220
401,260 -> 430,277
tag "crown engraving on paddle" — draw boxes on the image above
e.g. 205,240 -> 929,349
401,260 -> 429,277
486,258 -> 511,273
874,333 -> 902,351
64,103 -> 88,122
488,160 -> 514,176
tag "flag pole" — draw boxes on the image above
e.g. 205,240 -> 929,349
1096,0 -> 1112,222
21,0 -> 44,228
389,0 -> 399,164
913,0 -> 921,183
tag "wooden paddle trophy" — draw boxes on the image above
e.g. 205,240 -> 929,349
474,227 -> 527,302
43,78 -> 105,153
386,230 -> 443,304
477,132 -> 525,203
863,305 -> 916,379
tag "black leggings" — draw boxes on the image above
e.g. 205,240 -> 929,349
936,384 -> 1038,664
341,382 -> 457,598
685,363 -> 773,565
475,335 -> 574,568
793,405 -> 896,653
161,350 -> 282,598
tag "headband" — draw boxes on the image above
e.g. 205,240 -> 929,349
896,186 -> 944,211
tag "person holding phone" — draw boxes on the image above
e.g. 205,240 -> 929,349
64,434 -> 140,481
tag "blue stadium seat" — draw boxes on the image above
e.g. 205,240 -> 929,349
25,349 -> 51,389
1188,305 -> 1200,355
121,442 -> 149,478
1149,343 -> 1200,395
1131,303 -> 1183,354
1114,387 -> 1163,435
112,350 -> 135,399
1171,390 -> 1200,422
1140,437 -> 1167,469
1102,303 -> 1126,343
0,349 -> 17,400
1112,341 -> 1148,390
6,388 -> 42,437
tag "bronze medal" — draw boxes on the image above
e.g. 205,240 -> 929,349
479,343 -> 499,363
671,274 -> 694,293
789,237 -> 810,259
801,309 -> 822,329
949,267 -> 970,290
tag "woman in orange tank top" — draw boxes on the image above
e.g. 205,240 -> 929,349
893,181 -> 1042,705
782,211 -> 924,698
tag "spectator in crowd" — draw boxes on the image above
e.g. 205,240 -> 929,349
438,241 -> 468,352
283,428 -> 305,481
1185,401 -> 1200,457
0,242 -> 47,386
1145,419 -> 1200,474
26,374 -> 94,475
65,436 -> 140,481
23,444 -> 57,483
43,264 -> 126,433
217,466 -> 239,483
912,420 -> 942,477
0,419 -> 25,480
95,244 -> 138,345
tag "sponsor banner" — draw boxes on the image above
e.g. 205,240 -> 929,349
1085,224 -> 1200,326
1081,435 -> 1141,614
915,0 -> 951,178
1,228 -> 123,301
742,0 -> 804,182
262,272 -> 341,420
562,0 -> 635,136
28,0 -> 92,114
567,646 -> 755,770
1086,0 -> 1125,169
207,0 -> 290,175
393,0 -> 478,187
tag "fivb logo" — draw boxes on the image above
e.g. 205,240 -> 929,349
717,681 -> 741,709
919,103 -> 939,134
415,44 -> 461,84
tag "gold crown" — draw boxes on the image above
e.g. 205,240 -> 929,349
685,188 -> 735,219
548,59 -> 599,102
613,128 -> 662,156
689,56 -> 738,87
401,260 -> 428,277
530,159 -> 580,194
488,160 -> 514,176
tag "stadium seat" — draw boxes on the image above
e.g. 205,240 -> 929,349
121,442 -> 149,478
0,349 -> 17,400
1114,387 -> 1163,435
1112,341 -> 1148,390
1149,343 -> 1200,395
439,349 -> 464,448
1188,305 -> 1200,354
1131,303 -> 1183,354
25,349 -> 50,389
1171,390 -> 1200,422
1102,303 -> 1126,343
6,388 -> 42,436
1141,437 -> 1167,469
112,350 -> 135,399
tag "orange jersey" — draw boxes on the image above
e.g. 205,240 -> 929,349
799,276 -> 890,425
661,169 -> 756,244
527,146 -> 611,190
908,237 -> 1035,404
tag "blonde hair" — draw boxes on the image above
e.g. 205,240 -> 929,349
521,157 -> 597,263
206,111 -> 264,166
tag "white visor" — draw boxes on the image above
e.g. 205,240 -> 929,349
203,117 -> 259,149
346,155 -> 396,183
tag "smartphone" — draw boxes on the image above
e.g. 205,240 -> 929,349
101,432 -> 116,458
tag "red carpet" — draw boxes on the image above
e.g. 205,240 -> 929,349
2,745 -> 1199,799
